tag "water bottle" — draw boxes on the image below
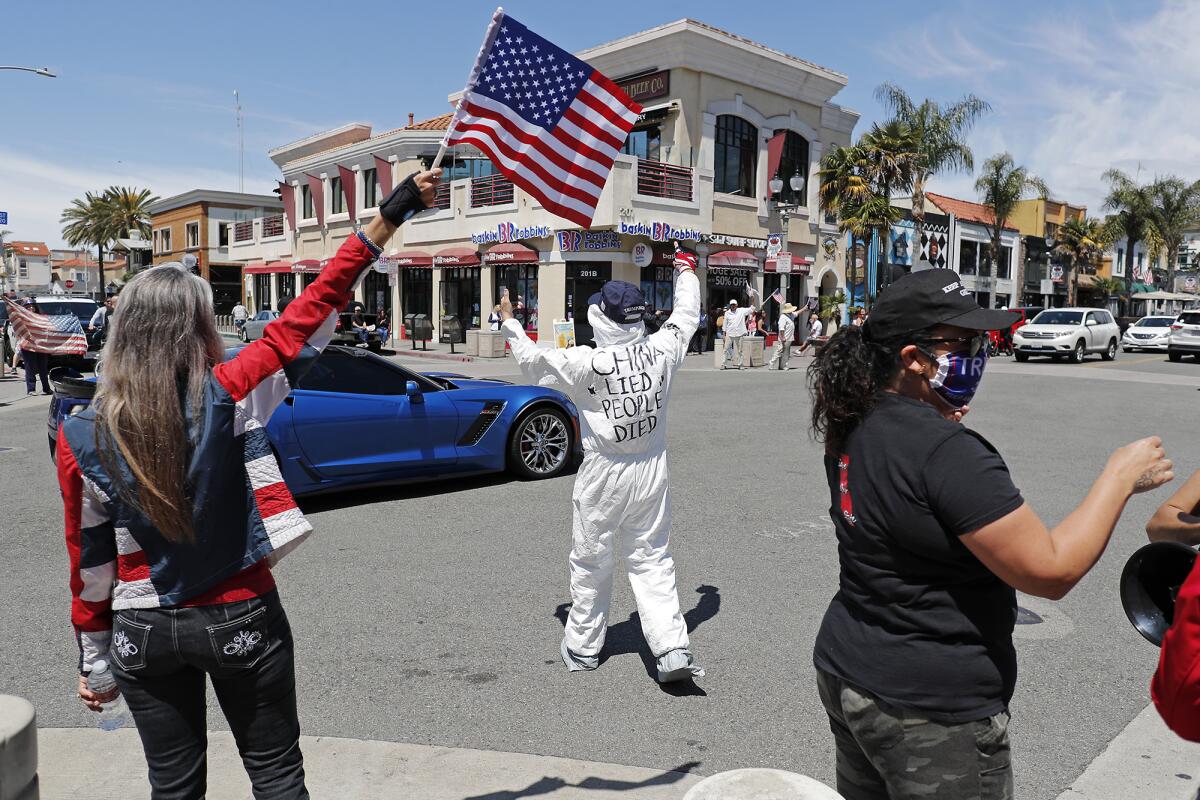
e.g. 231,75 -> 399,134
87,659 -> 129,731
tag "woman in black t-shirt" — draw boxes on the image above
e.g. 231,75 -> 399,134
806,269 -> 1173,800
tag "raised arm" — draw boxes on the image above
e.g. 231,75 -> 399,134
1147,469 -> 1200,545
214,171 -> 439,426
499,288 -> 585,390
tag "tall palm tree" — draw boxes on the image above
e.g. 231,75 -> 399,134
857,120 -> 921,291
874,83 -> 990,250
1055,217 -> 1108,306
1102,169 -> 1153,309
103,185 -> 157,239
1145,176 -> 1200,292
974,153 -> 1047,309
61,191 -> 115,279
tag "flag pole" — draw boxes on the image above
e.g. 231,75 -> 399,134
431,6 -> 506,171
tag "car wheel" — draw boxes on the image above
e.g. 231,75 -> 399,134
1014,352 -> 1029,363
240,328 -> 249,343
1102,339 -> 1117,361
509,407 -> 572,480
1169,350 -> 1183,362
1069,340 -> 1086,364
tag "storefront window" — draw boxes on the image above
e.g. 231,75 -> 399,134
277,273 -> 295,303
301,272 -> 319,290
499,264 -> 538,333
439,267 -> 482,334
364,269 -> 389,315
253,273 -> 272,311
401,267 -> 433,324
429,154 -> 497,182
622,126 -> 661,161
714,115 -> 758,197
640,266 -> 675,315
330,176 -> 344,215
301,185 -> 314,219
771,130 -> 810,206
707,267 -> 752,310
362,167 -> 378,209
958,240 -> 979,276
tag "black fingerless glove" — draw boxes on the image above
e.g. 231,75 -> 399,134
379,173 -> 427,226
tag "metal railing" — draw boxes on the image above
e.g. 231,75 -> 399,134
262,215 -> 284,237
214,314 -> 238,335
432,183 -> 451,210
470,174 -> 515,207
636,159 -> 693,201
233,221 -> 254,243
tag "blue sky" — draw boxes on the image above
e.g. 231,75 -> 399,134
4,0 -> 1197,248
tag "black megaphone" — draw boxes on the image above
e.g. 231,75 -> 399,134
1120,541 -> 1198,647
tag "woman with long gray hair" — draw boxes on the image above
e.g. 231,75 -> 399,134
57,170 -> 440,798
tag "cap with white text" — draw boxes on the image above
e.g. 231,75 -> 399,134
863,269 -> 1019,342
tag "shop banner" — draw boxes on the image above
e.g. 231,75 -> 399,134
618,221 -> 702,243
553,319 -> 576,348
558,230 -> 622,251
472,222 -> 551,245
766,234 -> 783,257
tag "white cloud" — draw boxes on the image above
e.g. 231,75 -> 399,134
924,0 -> 1200,214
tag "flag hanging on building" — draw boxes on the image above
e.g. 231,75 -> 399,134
4,298 -> 87,355
442,9 -> 642,228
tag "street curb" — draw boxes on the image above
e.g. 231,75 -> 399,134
387,348 -> 478,363
0,696 -> 38,800
36,728 -> 702,799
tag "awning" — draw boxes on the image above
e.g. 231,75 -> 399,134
764,254 -> 814,273
483,242 -> 539,264
389,250 -> 433,267
291,259 -> 323,273
1131,282 -> 1155,293
244,261 -> 293,274
433,247 -> 481,267
707,250 -> 759,270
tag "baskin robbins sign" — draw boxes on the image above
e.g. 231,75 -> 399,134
617,221 -> 702,243
471,222 -> 551,245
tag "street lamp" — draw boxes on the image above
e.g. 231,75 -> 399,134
769,172 -> 807,315
0,66 -> 56,78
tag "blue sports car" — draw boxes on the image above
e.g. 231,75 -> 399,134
48,345 -> 580,495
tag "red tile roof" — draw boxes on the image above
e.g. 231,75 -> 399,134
404,112 -> 453,131
53,257 -> 98,268
7,241 -> 50,257
926,193 -> 1018,232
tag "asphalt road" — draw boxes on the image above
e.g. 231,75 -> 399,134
2,348 -> 1197,799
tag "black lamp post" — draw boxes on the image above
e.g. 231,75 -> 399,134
768,171 -> 806,312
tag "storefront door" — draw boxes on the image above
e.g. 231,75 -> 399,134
439,267 -> 481,342
208,265 -> 242,314
364,269 -> 389,315
498,264 -> 539,334
253,273 -> 272,311
566,263 -> 611,347
401,268 -> 433,333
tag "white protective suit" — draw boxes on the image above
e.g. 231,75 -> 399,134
502,267 -> 701,667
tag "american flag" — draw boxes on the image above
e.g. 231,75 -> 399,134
767,288 -> 783,304
4,298 -> 87,355
443,9 -> 642,228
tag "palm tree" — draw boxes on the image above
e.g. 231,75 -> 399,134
874,83 -> 991,251
1102,169 -> 1153,309
1055,217 -> 1109,306
1092,275 -> 1125,310
103,185 -> 157,240
857,120 -> 921,291
61,192 -> 115,281
974,153 -> 1048,309
1145,176 -> 1200,292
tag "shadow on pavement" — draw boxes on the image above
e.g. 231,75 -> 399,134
554,585 -> 721,697
297,471 -> 521,513
460,761 -> 702,800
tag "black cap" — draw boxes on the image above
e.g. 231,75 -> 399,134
864,269 -> 1019,341
588,281 -> 647,324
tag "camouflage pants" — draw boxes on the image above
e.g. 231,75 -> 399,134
816,669 -> 1013,800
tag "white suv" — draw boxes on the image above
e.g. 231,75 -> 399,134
1012,308 -> 1121,363
1168,310 -> 1200,362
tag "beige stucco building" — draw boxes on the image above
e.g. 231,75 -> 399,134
237,19 -> 858,344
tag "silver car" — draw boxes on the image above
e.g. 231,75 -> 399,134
239,310 -> 279,342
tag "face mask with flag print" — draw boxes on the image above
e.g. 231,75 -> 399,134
925,346 -> 988,409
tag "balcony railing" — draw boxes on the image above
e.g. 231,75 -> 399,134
636,159 -> 693,202
262,215 -> 284,238
233,220 -> 254,243
432,182 -> 451,210
470,174 -> 515,208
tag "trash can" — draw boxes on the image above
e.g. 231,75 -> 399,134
404,313 -> 433,350
441,315 -> 465,353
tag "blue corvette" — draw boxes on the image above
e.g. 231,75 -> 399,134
48,345 -> 580,495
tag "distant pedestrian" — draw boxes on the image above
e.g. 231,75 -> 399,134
488,304 -> 502,331
18,299 -> 51,396
768,303 -> 800,371
721,299 -> 751,370
798,314 -> 824,355
232,301 -> 249,332
851,308 -> 866,327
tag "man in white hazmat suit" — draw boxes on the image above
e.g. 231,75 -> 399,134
500,248 -> 704,683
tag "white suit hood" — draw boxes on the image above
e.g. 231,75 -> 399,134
588,304 -> 645,347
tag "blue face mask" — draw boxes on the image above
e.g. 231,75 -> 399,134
922,346 -> 989,409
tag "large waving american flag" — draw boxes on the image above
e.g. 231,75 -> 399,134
443,9 -> 642,228
4,298 -> 87,355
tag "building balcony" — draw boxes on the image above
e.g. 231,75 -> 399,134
470,174 -> 515,208
635,158 -> 693,202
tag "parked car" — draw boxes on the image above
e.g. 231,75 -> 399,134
333,311 -> 382,352
1168,311 -> 1200,362
239,309 -> 279,342
1122,315 -> 1176,352
3,296 -> 101,370
47,345 -> 581,493
1012,307 -> 1121,363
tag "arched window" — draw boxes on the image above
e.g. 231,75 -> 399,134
714,115 -> 758,196
772,130 -> 810,206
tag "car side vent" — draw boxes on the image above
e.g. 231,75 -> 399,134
458,401 -> 507,446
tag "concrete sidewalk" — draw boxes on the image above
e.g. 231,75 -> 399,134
38,729 -> 702,800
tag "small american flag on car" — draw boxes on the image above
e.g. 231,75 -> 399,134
442,8 -> 642,228
4,297 -> 88,355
